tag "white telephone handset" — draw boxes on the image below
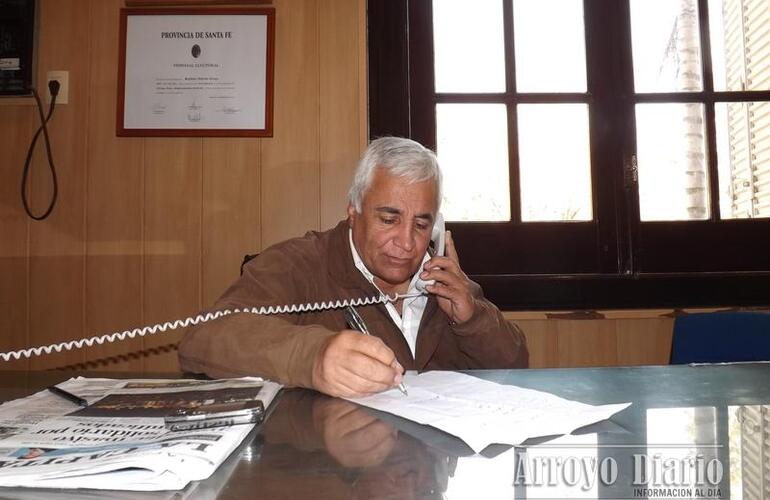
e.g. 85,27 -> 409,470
415,213 -> 446,293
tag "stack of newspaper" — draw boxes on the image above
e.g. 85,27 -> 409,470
0,377 -> 281,491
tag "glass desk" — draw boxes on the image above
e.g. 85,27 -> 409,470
1,363 -> 769,499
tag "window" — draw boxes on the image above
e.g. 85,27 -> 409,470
368,0 -> 770,309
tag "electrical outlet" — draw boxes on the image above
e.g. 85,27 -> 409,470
46,70 -> 69,104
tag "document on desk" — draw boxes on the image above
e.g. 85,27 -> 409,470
347,371 -> 631,453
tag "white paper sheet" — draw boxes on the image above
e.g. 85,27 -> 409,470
346,371 -> 631,453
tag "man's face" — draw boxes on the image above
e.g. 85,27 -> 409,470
348,168 -> 438,289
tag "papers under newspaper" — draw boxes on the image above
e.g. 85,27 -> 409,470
0,377 -> 282,491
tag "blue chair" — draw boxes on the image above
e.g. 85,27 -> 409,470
670,311 -> 770,364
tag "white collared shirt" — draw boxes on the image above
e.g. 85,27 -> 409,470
349,229 -> 428,358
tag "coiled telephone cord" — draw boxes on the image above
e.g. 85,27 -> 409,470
0,293 -> 419,362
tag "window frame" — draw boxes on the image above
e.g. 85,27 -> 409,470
368,0 -> 770,310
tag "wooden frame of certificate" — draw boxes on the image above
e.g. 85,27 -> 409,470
117,7 -> 274,137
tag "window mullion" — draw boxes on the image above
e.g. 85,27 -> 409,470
583,0 -> 633,274
698,0 -> 721,221
503,0 -> 521,223
503,0 -> 516,95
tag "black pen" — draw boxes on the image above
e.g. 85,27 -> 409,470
48,385 -> 88,407
344,306 -> 408,396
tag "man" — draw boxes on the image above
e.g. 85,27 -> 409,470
178,137 -> 528,397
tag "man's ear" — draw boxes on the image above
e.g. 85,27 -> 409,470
346,203 -> 357,227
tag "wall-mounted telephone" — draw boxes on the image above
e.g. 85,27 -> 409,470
415,213 -> 446,293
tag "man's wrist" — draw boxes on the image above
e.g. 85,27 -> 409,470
451,297 -> 479,325
449,300 -> 488,335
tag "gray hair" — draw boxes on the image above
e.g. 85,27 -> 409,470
348,137 -> 442,213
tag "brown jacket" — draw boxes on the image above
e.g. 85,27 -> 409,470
178,220 -> 528,387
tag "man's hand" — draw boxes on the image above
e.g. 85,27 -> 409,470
313,398 -> 398,468
421,230 -> 478,324
312,330 -> 404,398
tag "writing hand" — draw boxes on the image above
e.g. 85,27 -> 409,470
312,330 -> 404,398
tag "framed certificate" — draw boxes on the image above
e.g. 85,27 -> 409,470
117,8 -> 274,137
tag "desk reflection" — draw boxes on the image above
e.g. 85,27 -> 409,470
257,391 -> 452,499
256,393 -> 770,500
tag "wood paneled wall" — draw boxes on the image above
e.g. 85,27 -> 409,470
515,316 -> 675,369
0,0 -> 367,373
0,0 -> 677,374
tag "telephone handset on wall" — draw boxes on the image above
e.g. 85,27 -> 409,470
415,213 -> 446,293
0,217 -> 447,362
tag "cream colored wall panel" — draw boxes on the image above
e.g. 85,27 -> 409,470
357,0 -> 368,149
319,0 -> 363,230
556,319 -> 618,367
28,0 -> 90,370
261,0 -> 321,247
142,139 -> 202,373
616,318 -> 674,366
0,107 -> 33,370
515,320 -> 559,369
83,0 -> 144,371
202,138 -> 261,306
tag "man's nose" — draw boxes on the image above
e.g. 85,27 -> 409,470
393,224 -> 416,252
